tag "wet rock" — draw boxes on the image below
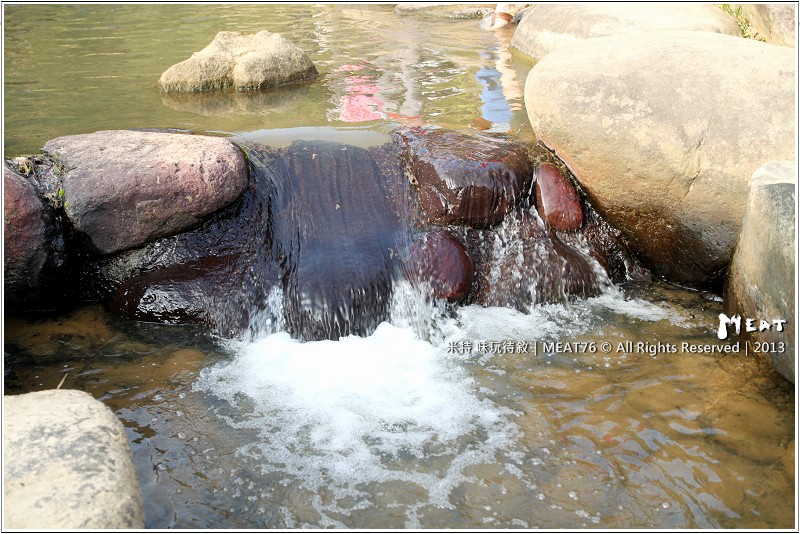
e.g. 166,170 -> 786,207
393,127 -> 533,227
406,230 -> 473,302
525,31 -> 795,287
737,4 -> 796,47
535,163 -> 583,231
511,4 -> 740,60
273,141 -> 406,341
43,130 -> 249,255
482,3 -> 529,30
3,162 -> 66,309
468,211 -> 605,311
158,31 -> 318,93
725,161 -> 795,383
395,3 -> 495,19
3,389 -> 144,529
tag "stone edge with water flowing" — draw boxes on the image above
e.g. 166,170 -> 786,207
3,389 -> 145,529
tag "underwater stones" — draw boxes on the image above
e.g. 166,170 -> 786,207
535,163 -> 583,231
3,164 -> 54,303
158,30 -> 318,93
511,3 -> 740,60
406,230 -> 473,302
393,127 -> 533,227
3,389 -> 144,529
43,130 -> 248,255
525,31 -> 795,286
394,3 -> 495,19
725,162 -> 795,383
272,141 -> 406,341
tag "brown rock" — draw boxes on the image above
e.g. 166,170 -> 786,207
43,130 -> 249,254
393,127 -> 533,227
535,163 -> 583,231
406,230 -> 474,301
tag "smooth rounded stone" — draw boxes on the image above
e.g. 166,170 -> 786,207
394,3 -> 495,19
3,164 -> 51,302
737,4 -> 796,47
43,130 -> 248,254
511,3 -> 740,60
159,30 -> 318,92
392,127 -> 533,227
725,161 -> 795,383
525,31 -> 795,286
535,163 -> 583,231
406,230 -> 474,301
3,389 -> 144,529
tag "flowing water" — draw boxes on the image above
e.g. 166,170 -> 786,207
3,4 -> 795,529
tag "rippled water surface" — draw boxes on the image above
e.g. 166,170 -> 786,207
3,3 -> 795,530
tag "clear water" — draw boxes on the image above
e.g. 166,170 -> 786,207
3,4 -> 795,530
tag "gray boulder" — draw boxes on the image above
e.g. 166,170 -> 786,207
44,130 -> 248,254
3,389 -> 144,529
726,161 -> 795,383
737,4 -> 796,47
524,31 -> 795,286
511,3 -> 740,60
159,31 -> 318,93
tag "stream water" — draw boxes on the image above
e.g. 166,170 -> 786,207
3,4 -> 795,529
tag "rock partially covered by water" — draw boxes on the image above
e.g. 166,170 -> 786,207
158,31 -> 318,93
393,127 -> 533,227
726,161 -> 795,383
3,390 -> 144,529
535,163 -> 583,232
525,31 -> 795,287
273,141 -> 406,341
406,229 -> 474,302
511,3 -> 739,60
44,130 -> 249,255
395,3 -> 495,19
3,163 -> 55,303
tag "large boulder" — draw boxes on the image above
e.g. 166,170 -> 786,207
3,164 -> 55,302
511,3 -> 740,60
725,161 -> 795,383
158,31 -> 318,93
43,130 -> 249,255
3,389 -> 144,529
392,127 -> 533,227
737,4 -> 796,47
524,31 -> 795,286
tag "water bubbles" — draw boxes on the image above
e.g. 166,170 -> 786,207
568,490 -> 579,501
537,493 -> 545,500
661,502 -> 671,509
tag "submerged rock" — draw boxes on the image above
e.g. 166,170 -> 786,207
393,127 -> 533,227
511,3 -> 740,60
158,31 -> 318,93
3,389 -> 144,529
43,130 -> 249,255
406,229 -> 473,302
394,3 -> 495,19
525,31 -> 795,287
726,161 -> 795,383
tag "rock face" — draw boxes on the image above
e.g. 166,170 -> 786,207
737,4 -> 796,47
3,389 -> 144,529
726,161 -> 795,383
535,163 -> 583,231
393,127 -> 533,227
159,31 -> 318,93
43,130 -> 249,255
3,164 -> 53,302
406,230 -> 473,301
524,31 -> 795,287
511,3 -> 740,60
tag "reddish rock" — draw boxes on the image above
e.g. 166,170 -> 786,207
535,163 -> 583,231
43,130 -> 249,254
393,127 -> 533,227
3,164 -> 50,301
406,230 -> 473,301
